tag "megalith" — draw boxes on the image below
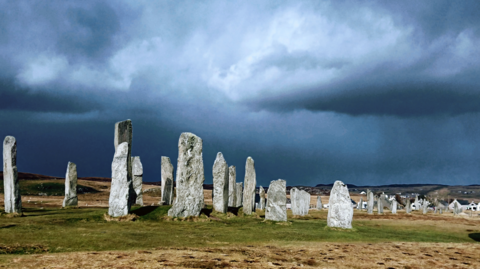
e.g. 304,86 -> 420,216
228,166 -> 236,207
161,156 -> 174,205
62,162 -> 78,207
414,195 -> 419,211
3,136 -> 21,213
108,142 -> 136,217
406,199 -> 411,214
317,196 -> 323,210
113,120 -> 135,206
265,179 -> 287,221
235,182 -> 243,207
213,152 -> 229,214
291,188 -> 310,216
392,200 -> 397,214
242,157 -> 256,215
132,156 -> 143,206
259,186 -> 265,210
327,181 -> 353,229
422,201 -> 429,214
358,197 -> 363,210
377,196 -> 383,214
367,189 -> 374,214
168,132 -> 205,218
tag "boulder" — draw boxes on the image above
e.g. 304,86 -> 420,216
265,179 -> 287,221
212,152 -> 229,213
108,142 -> 136,217
327,180 -> 353,229
168,133 -> 205,218
62,162 -> 78,207
228,166 -> 236,207
235,182 -> 243,207
3,136 -> 21,213
161,156 -> 174,205
242,157 -> 256,215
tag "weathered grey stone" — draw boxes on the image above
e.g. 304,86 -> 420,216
422,201 -> 429,214
358,197 -> 363,210
3,136 -> 21,213
327,181 -> 353,229
259,186 -> 265,210
235,182 -> 243,207
168,132 -> 205,218
377,196 -> 384,214
242,157 -> 256,215
228,166 -> 236,207
212,152 -> 229,214
367,189 -> 374,214
113,120 -> 135,207
414,195 -> 420,211
406,199 -> 411,214
161,156 -> 174,205
131,156 -> 143,206
317,196 -> 323,210
291,188 -> 310,216
265,179 -> 287,221
108,142 -> 136,217
392,200 -> 397,214
439,208 -> 443,214
62,162 -> 78,207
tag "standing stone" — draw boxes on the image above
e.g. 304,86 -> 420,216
242,157 -> 256,215
259,186 -> 265,210
392,200 -> 397,214
358,198 -> 363,210
317,196 -> 323,210
406,199 -> 412,214
161,156 -> 174,205
414,195 -> 420,211
439,208 -> 443,214
291,188 -> 310,216
3,136 -> 21,213
265,179 -> 287,221
132,156 -> 143,206
327,180 -> 353,229
228,166 -> 236,207
367,189 -> 374,214
377,196 -> 384,214
422,201 -> 429,214
113,120 -> 135,206
62,162 -> 78,207
235,182 -> 243,207
168,133 -> 205,218
290,188 -> 297,214
108,142 -> 136,217
212,152 -> 229,214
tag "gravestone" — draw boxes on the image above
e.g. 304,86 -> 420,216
228,166 -> 236,207
161,156 -> 174,205
242,157 -> 256,215
235,182 -> 243,207
317,196 -> 323,210
265,179 -> 287,221
132,156 -> 143,206
212,152 -> 229,214
367,189 -> 374,214
63,162 -> 78,207
327,180 -> 353,229
259,186 -> 265,210
391,200 -> 397,214
3,136 -> 21,213
108,142 -> 136,217
168,132 -> 205,218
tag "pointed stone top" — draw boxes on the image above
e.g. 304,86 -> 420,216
115,142 -> 129,157
67,161 -> 76,167
215,152 -> 225,162
247,156 -> 254,162
229,165 -> 235,169
4,135 -> 16,144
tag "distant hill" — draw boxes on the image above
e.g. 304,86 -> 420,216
315,183 -> 447,188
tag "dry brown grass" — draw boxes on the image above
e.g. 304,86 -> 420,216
103,213 -> 138,222
2,242 -> 479,268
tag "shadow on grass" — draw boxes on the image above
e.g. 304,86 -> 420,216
228,207 -> 242,216
468,233 -> 480,242
0,224 -> 16,229
131,206 -> 159,217
200,207 -> 213,217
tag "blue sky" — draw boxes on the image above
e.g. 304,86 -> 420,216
1,0 -> 480,186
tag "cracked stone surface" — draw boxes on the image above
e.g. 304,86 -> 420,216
212,152 -> 229,214
327,180 -> 353,229
63,162 -> 78,207
3,136 -> 21,213
242,157 -> 256,215
265,179 -> 287,222
161,156 -> 174,205
108,142 -> 136,217
228,166 -> 236,207
132,156 -> 143,206
291,188 -> 310,216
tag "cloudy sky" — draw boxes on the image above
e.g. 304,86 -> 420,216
1,0 -> 480,186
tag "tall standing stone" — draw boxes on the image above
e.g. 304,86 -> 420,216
168,133 -> 205,218
113,120 -> 135,207
3,136 -> 21,213
377,197 -> 383,214
228,166 -> 236,207
265,179 -> 287,221
259,186 -> 265,210
358,197 -> 363,210
235,182 -> 243,207
423,201 -> 429,214
406,199 -> 411,214
392,200 -> 397,214
291,188 -> 310,216
62,162 -> 78,207
161,156 -> 174,205
414,195 -> 419,211
327,181 -> 353,229
242,157 -> 256,215
132,156 -> 143,206
108,142 -> 136,217
212,152 -> 229,214
367,189 -> 374,214
317,196 -> 323,210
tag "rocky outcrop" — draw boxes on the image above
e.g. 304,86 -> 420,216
168,133 -> 205,218
62,162 -> 78,207
327,181 -> 353,229
265,179 -> 287,222
212,152 -> 229,214
3,136 -> 21,213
